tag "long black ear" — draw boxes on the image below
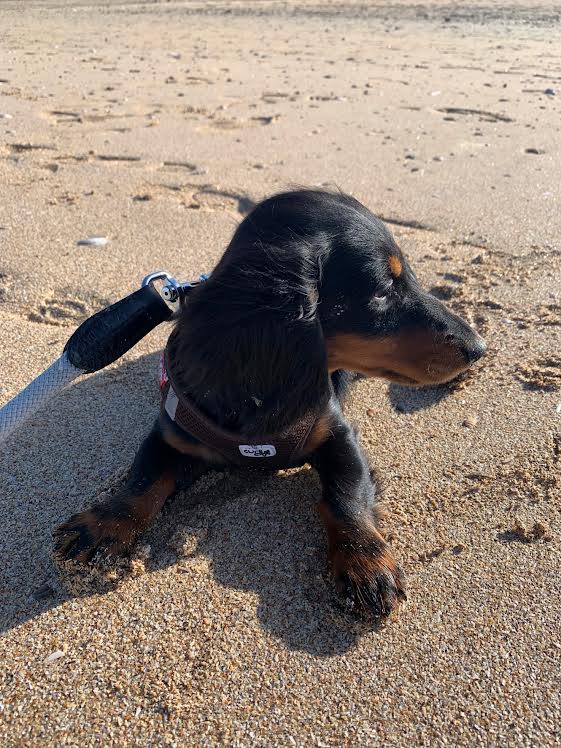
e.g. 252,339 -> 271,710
166,238 -> 330,435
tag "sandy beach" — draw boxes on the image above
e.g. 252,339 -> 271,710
1,1 -> 560,745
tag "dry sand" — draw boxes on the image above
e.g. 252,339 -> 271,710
1,1 -> 560,745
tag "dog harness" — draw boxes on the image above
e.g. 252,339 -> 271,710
160,352 -> 318,468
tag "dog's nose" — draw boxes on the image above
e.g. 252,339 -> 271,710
463,335 -> 487,364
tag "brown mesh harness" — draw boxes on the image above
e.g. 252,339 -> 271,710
160,352 -> 317,468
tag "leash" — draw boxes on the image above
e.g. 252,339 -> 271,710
0,271 -> 208,443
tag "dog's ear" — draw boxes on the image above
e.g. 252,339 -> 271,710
166,252 -> 330,433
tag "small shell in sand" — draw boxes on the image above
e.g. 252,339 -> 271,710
44,650 -> 65,664
77,236 -> 108,247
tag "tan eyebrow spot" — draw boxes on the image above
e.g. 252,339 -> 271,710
388,255 -> 403,278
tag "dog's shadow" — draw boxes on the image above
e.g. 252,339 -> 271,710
388,381 -> 459,414
0,352 -> 380,657
0,352 -> 162,636
149,466 -> 371,656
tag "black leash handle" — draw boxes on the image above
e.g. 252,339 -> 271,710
64,283 -> 173,373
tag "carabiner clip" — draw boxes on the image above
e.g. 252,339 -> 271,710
141,270 -> 209,304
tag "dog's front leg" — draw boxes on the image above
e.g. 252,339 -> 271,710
54,424 -> 199,563
313,417 -> 406,618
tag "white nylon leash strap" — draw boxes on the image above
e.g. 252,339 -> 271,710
0,353 -> 83,442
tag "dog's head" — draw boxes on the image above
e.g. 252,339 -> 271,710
180,190 -> 485,408
319,197 -> 486,386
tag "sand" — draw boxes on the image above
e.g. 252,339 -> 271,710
1,1 -> 560,745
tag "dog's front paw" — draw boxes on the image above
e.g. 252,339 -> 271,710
330,531 -> 406,618
53,506 -> 136,564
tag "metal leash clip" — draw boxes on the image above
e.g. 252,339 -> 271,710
141,270 -> 210,304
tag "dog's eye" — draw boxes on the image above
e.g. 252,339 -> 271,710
373,280 -> 393,303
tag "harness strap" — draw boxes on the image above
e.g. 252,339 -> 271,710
162,354 -> 317,468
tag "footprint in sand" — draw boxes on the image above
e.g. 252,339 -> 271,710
41,110 -> 121,125
497,519 -> 552,544
27,292 -> 108,327
160,161 -> 207,175
516,358 -> 561,392
96,154 -> 142,163
0,270 -> 13,304
144,183 -> 254,216
6,143 -> 56,154
535,304 -> 561,327
436,107 -> 514,123
186,187 -> 255,215
204,116 -> 248,131
261,91 -> 295,104
203,113 -> 280,131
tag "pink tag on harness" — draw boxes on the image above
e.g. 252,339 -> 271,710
159,352 -> 169,390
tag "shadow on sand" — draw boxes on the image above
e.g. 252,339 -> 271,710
0,352 -> 458,655
387,381 -> 454,414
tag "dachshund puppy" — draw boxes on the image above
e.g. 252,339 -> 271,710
55,189 -> 485,618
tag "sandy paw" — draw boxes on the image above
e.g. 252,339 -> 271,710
331,540 -> 406,619
53,507 -> 136,564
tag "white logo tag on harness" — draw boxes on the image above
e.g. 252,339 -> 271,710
239,444 -> 277,458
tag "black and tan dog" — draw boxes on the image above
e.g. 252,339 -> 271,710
54,189 -> 485,618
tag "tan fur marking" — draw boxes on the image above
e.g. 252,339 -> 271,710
388,255 -> 403,278
302,415 -> 331,454
54,471 -> 176,562
325,331 -> 467,384
318,501 -> 403,598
